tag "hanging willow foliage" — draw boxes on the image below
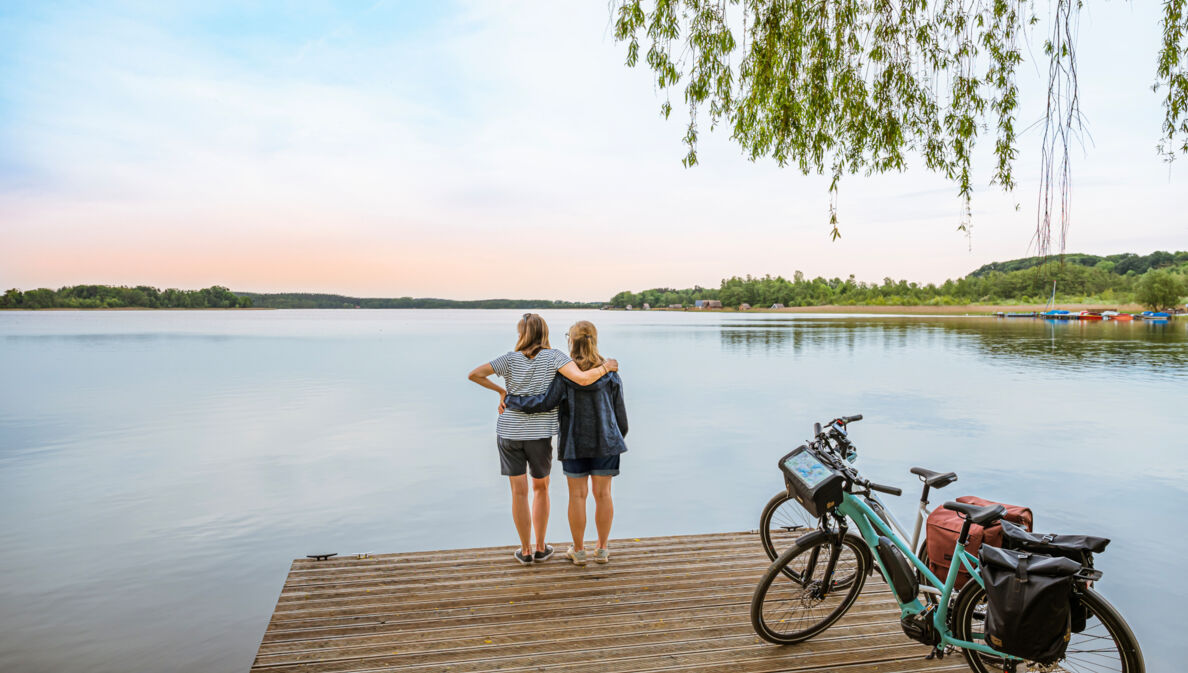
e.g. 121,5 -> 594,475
612,0 -> 1188,251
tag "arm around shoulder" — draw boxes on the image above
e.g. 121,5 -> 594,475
558,358 -> 618,387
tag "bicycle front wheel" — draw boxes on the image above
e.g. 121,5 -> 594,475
952,582 -> 1144,673
759,490 -> 815,561
750,530 -> 869,645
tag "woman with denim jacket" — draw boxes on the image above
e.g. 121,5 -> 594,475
505,320 -> 627,565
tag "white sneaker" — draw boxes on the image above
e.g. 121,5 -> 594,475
566,546 -> 588,566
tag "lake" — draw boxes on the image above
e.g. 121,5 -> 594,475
1,309 -> 1184,672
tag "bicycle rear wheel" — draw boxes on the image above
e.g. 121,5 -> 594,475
759,490 -> 815,561
750,530 -> 869,645
952,582 -> 1144,673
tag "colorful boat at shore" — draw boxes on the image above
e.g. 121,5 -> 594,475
1078,311 -> 1104,321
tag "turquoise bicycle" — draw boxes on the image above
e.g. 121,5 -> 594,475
750,415 -> 1144,673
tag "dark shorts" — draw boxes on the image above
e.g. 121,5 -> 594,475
497,437 -> 553,479
561,455 -> 620,478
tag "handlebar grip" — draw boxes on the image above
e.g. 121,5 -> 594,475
814,422 -> 822,437
869,482 -> 902,496
842,414 -> 863,423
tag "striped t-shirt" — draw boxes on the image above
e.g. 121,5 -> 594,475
490,348 -> 572,439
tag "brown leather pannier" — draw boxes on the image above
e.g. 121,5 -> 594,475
925,495 -> 1033,589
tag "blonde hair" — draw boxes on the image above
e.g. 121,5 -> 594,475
515,313 -> 550,358
568,320 -> 605,371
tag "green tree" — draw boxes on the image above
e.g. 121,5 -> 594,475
612,1 -> 1188,248
1135,270 -> 1187,310
1,289 -> 21,308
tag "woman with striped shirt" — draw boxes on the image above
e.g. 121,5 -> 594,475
468,313 -> 618,565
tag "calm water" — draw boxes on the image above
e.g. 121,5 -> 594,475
1,310 -> 1185,672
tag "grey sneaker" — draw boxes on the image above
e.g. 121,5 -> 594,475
566,546 -> 588,566
593,548 -> 610,564
533,545 -> 554,563
513,549 -> 533,565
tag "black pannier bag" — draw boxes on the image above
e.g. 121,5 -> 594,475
979,545 -> 1083,664
999,520 -> 1110,564
1000,520 -> 1109,632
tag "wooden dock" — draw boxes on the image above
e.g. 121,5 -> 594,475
252,531 -> 962,673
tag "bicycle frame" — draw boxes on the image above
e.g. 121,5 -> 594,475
835,492 -> 1012,659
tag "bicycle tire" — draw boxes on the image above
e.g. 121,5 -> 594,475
951,581 -> 1144,673
750,530 -> 869,645
759,490 -> 815,561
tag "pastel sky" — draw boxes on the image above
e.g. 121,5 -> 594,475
1,1 -> 1184,300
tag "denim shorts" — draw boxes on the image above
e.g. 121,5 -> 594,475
561,455 -> 620,478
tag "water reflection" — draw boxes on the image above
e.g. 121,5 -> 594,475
719,317 -> 1188,378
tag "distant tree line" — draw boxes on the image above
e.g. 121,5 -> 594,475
233,293 -> 601,310
1,285 -> 252,309
611,252 -> 1188,311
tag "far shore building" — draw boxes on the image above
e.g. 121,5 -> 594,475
668,303 -> 683,310
739,303 -> 751,311
642,303 -> 650,310
625,304 -> 632,310
771,303 -> 785,309
702,299 -> 723,309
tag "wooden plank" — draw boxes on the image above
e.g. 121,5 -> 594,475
252,532 -> 953,673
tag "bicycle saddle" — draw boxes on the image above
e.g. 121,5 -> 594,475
942,501 -> 1005,526
910,466 -> 958,489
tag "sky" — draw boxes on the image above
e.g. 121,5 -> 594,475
1,1 -> 1184,301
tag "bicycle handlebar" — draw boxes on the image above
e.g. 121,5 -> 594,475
804,413 -> 901,498
868,481 -> 902,496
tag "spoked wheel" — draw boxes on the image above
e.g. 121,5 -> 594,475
758,492 -> 859,587
952,582 -> 1145,673
750,530 -> 869,644
759,491 -> 815,560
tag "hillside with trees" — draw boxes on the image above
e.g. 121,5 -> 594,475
610,252 -> 1188,311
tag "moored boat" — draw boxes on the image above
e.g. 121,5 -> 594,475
1078,311 -> 1103,321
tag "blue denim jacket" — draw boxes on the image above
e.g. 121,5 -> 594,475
504,371 -> 627,460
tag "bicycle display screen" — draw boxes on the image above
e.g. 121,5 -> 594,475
783,450 -> 832,487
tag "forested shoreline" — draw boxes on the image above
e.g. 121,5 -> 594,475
0,285 -> 252,309
4,251 -> 1186,311
235,293 -> 600,309
0,286 -> 598,310
610,251 -> 1188,311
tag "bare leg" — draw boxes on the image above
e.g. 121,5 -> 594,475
508,475 -> 531,555
591,475 -> 614,549
531,475 -> 550,552
567,476 -> 589,551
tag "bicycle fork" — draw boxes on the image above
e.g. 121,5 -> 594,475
804,520 -> 849,595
